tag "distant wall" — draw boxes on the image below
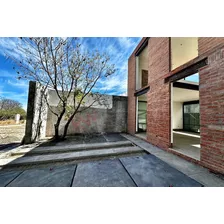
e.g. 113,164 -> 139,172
45,95 -> 127,136
25,82 -> 128,140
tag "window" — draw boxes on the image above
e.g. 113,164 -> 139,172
183,102 -> 200,133
141,70 -> 148,88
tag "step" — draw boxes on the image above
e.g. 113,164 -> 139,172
11,141 -> 134,156
1,146 -> 145,168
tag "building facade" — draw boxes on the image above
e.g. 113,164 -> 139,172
128,37 -> 224,174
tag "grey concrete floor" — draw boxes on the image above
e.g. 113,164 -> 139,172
135,132 -> 147,140
172,131 -> 200,160
1,132 -> 223,187
122,133 -> 224,187
0,154 -> 202,187
135,131 -> 201,160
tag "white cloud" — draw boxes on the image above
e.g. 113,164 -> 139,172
118,37 -> 137,48
96,71 -> 127,95
7,79 -> 29,89
0,38 -> 24,61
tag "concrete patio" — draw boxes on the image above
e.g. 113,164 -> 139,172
0,133 -> 223,187
172,131 -> 200,160
0,154 -> 202,187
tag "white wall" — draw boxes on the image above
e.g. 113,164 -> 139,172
47,89 -> 113,109
136,46 -> 148,89
173,102 -> 183,129
171,37 -> 198,70
173,87 -> 199,102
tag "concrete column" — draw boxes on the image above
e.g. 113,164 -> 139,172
24,81 -> 36,144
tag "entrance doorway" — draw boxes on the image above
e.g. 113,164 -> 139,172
135,93 -> 147,140
171,73 -> 201,160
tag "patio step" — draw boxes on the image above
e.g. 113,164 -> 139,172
0,146 -> 146,168
11,141 -> 134,156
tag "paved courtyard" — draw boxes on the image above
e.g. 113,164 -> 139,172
0,154 -> 202,187
0,133 -> 223,187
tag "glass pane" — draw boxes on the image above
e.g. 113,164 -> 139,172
183,103 -> 200,133
185,73 -> 199,83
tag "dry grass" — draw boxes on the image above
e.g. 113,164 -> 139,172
0,120 -> 26,125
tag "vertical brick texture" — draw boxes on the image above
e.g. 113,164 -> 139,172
199,37 -> 224,55
128,37 -> 224,174
127,37 -> 148,134
127,54 -> 136,134
200,46 -> 224,174
147,38 -> 171,149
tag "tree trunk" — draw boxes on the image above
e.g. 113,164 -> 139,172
53,107 -> 66,141
54,123 -> 60,140
62,112 -> 76,139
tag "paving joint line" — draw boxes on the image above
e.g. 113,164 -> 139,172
5,170 -> 25,187
102,134 -> 109,142
118,158 -> 138,187
70,165 -> 78,187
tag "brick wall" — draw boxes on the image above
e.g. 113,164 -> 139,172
128,37 -> 224,174
46,96 -> 128,136
199,46 -> 224,173
199,37 -> 224,55
147,38 -> 171,149
127,38 -> 148,134
127,54 -> 136,134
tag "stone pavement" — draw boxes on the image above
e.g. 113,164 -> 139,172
0,133 -> 223,187
0,154 -> 202,187
121,134 -> 224,187
0,133 -> 145,167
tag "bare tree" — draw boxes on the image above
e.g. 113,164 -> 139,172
0,97 -> 22,110
8,37 -> 115,141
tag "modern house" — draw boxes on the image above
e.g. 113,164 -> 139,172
128,37 -> 224,174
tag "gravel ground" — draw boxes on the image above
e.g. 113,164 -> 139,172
0,124 -> 25,146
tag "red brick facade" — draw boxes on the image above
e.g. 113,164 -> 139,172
127,54 -> 136,134
199,37 -> 224,55
127,38 -> 148,134
128,37 -> 224,174
147,38 -> 170,149
199,46 -> 224,173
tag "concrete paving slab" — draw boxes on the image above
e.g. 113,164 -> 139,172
120,154 -> 203,187
154,152 -> 208,176
2,146 -> 144,167
0,170 -> 23,187
121,133 -> 164,155
72,159 -> 136,187
7,165 -> 76,187
57,135 -> 84,145
103,133 -> 128,142
83,134 -> 107,144
38,135 -> 84,147
189,172 -> 224,187
12,141 -> 133,156
121,134 -> 224,186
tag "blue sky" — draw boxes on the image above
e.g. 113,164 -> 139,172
0,37 -> 199,111
0,37 -> 141,110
